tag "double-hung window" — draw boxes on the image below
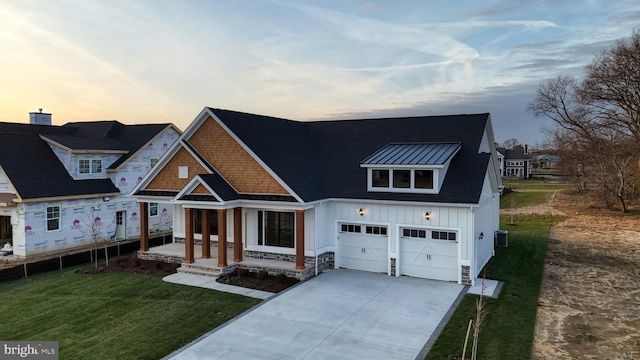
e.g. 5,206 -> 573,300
46,205 -> 60,231
79,159 -> 102,174
149,203 -> 158,217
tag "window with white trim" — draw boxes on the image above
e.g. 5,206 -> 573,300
368,168 -> 437,193
46,205 -> 60,231
150,158 -> 159,168
79,159 -> 102,174
258,211 -> 294,248
149,203 -> 158,217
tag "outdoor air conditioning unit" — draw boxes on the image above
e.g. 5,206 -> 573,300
495,230 -> 508,247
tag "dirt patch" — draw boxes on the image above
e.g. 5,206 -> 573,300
531,191 -> 640,359
77,256 -> 180,278
216,269 -> 299,293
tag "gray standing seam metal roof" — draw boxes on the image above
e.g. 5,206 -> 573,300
361,143 -> 461,165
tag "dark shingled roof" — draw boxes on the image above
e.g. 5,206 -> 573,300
203,108 -> 492,204
0,120 -> 171,200
496,147 -> 531,160
0,133 -> 119,200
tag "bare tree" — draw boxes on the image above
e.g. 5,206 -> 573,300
501,138 -> 521,149
80,206 -> 104,269
529,31 -> 640,212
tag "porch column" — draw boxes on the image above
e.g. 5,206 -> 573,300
233,207 -> 243,262
139,202 -> 149,251
185,207 -> 194,264
295,210 -> 305,270
217,209 -> 227,267
201,209 -> 211,259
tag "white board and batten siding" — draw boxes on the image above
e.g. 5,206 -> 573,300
322,200 -> 473,284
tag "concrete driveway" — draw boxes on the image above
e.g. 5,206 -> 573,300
165,269 -> 465,360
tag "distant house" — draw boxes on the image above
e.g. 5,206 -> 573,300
0,111 -> 180,257
132,107 -> 502,285
497,147 -> 531,179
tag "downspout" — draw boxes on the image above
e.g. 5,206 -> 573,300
314,202 -> 320,276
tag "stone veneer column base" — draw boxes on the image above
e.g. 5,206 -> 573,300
461,265 -> 471,285
390,258 -> 397,276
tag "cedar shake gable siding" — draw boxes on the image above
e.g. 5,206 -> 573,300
191,183 -> 211,195
187,116 -> 288,195
146,147 -> 208,191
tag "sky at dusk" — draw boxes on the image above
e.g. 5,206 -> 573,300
1,0 -> 639,146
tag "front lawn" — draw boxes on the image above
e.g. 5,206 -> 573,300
425,215 -> 563,359
0,268 -> 260,359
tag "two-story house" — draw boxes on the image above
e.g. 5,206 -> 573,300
497,147 -> 531,179
0,110 -> 180,257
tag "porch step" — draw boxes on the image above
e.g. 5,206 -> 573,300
176,266 -> 221,278
177,261 -> 236,278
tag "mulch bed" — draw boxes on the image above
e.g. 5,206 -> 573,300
76,256 -> 180,278
78,257 -> 300,293
216,269 -> 299,293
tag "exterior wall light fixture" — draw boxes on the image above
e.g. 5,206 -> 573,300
425,212 -> 430,220
358,208 -> 364,216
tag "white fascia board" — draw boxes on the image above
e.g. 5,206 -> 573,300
360,163 -> 445,169
132,195 -> 176,203
175,175 -> 223,203
130,140 -> 184,195
182,107 -> 214,140
207,111 -> 305,203
179,140 -> 214,175
483,115 -> 502,188
172,199 -> 313,211
131,109 -> 211,195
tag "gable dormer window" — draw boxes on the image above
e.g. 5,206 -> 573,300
361,143 -> 461,194
79,159 -> 102,174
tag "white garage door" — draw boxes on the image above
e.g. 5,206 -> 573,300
400,228 -> 458,282
338,224 -> 388,274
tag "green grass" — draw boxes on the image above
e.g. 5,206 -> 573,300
500,190 -> 554,208
0,267 -> 260,359
425,215 -> 564,360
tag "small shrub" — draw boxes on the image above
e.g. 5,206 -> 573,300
256,270 -> 269,280
236,268 -> 249,277
155,261 -> 164,270
275,273 -> 288,283
132,257 -> 142,267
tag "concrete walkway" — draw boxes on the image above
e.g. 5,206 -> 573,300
163,273 -> 274,299
163,270 -> 465,360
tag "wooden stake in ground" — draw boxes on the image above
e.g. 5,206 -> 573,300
462,319 -> 473,359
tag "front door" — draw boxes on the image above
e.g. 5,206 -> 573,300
116,211 -> 126,240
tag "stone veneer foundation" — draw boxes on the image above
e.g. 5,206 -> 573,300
142,247 -> 335,281
461,265 -> 471,285
390,258 -> 397,276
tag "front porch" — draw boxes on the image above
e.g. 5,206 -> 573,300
138,243 -> 320,280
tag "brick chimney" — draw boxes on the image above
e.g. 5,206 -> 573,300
29,108 -> 51,126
